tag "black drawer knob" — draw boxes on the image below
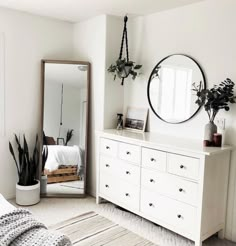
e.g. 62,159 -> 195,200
106,146 -> 110,150
150,179 -> 154,183
177,214 -> 182,218
126,171 -> 130,175
125,193 -> 129,197
105,164 -> 110,167
179,188 -> 183,192
180,165 -> 184,169
126,151 -> 131,155
105,184 -> 109,188
150,158 -> 156,162
149,203 -> 153,207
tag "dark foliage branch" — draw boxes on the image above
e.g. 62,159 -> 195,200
65,129 -> 74,146
193,78 -> 236,122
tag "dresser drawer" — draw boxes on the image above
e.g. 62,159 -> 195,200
118,181 -> 140,211
165,196 -> 196,233
140,188 -> 165,221
118,161 -> 140,186
100,155 -> 117,175
141,168 -> 198,206
119,142 -> 141,164
141,188 -> 196,234
141,168 -> 166,194
99,173 -> 117,199
142,148 -> 167,171
168,177 -> 198,206
167,153 -> 200,180
100,138 -> 118,157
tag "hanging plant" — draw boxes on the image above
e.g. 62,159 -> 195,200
107,16 -> 142,86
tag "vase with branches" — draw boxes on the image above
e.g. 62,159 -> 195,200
193,78 -> 236,143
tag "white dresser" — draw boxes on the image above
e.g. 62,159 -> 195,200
96,129 -> 232,246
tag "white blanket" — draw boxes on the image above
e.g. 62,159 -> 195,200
45,145 -> 83,172
0,194 -> 15,217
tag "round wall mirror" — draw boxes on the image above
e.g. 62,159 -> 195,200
147,54 -> 206,124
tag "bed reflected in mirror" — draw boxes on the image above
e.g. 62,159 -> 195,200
41,60 -> 90,197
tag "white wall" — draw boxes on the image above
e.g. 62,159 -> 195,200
73,15 -> 125,195
104,16 -> 124,129
0,7 -> 73,199
63,85 -> 81,146
0,33 -> 5,137
43,82 -> 61,140
124,0 -> 236,241
44,82 -> 82,145
73,15 -> 107,195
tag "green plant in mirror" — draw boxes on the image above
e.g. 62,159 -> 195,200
9,134 -> 39,186
65,129 -> 74,146
193,78 -> 236,122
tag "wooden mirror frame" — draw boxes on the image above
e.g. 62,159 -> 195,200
41,59 -> 90,198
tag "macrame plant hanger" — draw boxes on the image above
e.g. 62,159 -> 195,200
119,15 -> 130,86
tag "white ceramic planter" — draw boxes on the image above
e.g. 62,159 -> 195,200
40,175 -> 47,194
16,180 -> 40,206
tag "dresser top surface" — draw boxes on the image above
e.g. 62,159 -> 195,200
97,129 -> 233,156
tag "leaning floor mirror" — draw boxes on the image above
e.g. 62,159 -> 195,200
41,60 -> 90,197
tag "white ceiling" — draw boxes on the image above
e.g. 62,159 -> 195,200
0,0 -> 205,22
45,63 -> 87,88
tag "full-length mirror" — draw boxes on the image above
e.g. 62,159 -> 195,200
41,60 -> 90,197
147,54 -> 206,123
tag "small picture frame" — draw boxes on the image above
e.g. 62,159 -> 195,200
124,107 -> 148,132
57,137 -> 65,145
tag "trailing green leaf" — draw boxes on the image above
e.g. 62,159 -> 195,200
108,58 -> 142,85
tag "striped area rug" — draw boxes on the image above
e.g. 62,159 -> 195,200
50,211 -> 156,246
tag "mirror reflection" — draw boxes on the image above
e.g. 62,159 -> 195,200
148,54 -> 205,123
42,61 -> 89,196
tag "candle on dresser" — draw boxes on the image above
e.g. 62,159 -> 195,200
213,133 -> 222,147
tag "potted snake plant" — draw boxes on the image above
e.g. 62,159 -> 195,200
9,134 -> 40,205
40,145 -> 48,194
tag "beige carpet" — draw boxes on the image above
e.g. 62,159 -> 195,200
50,211 -> 155,246
11,197 -> 235,246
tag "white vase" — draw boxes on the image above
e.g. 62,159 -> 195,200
204,121 -> 217,142
16,180 -> 40,206
40,175 -> 47,194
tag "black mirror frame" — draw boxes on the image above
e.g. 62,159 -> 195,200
147,54 -> 206,124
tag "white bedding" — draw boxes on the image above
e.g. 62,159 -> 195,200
45,145 -> 83,172
0,194 -> 15,217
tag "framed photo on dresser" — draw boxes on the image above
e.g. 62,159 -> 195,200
124,107 -> 148,132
